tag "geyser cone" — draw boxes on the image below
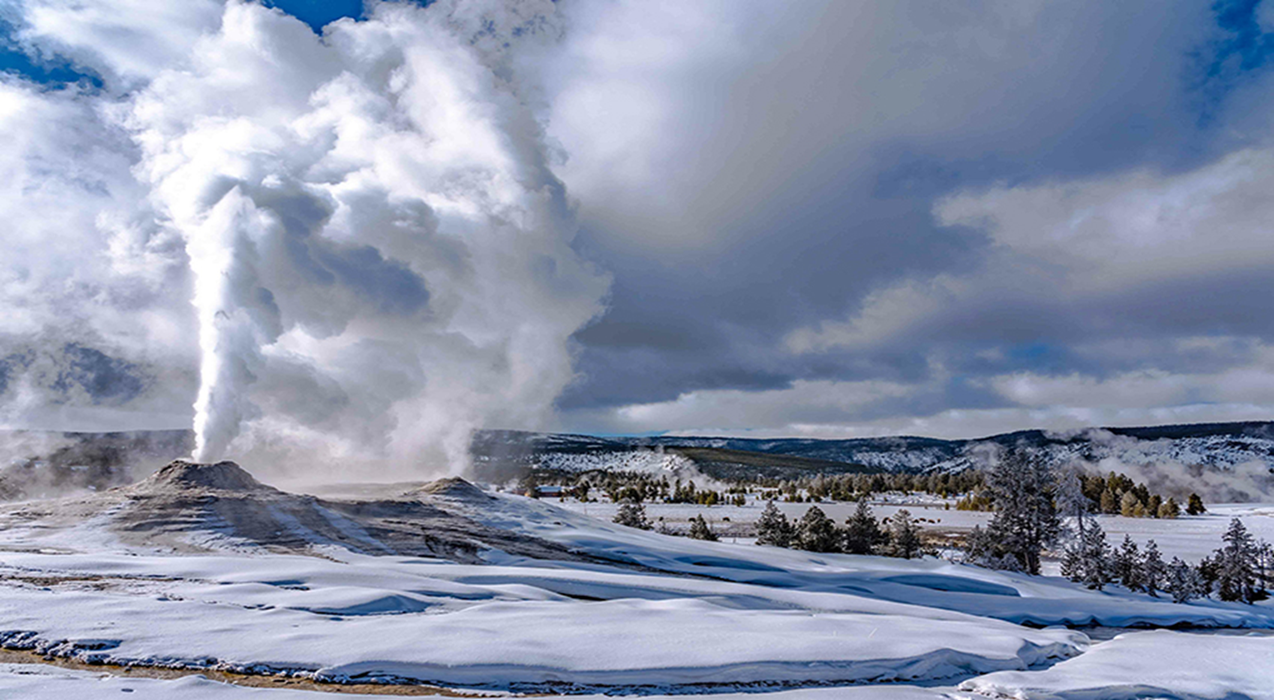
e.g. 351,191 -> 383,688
135,459 -> 270,494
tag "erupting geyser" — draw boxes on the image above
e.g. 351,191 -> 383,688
125,1 -> 608,472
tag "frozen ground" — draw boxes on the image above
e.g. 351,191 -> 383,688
0,463 -> 1270,699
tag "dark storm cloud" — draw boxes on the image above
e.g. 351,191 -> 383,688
547,0 -> 1274,436
8,0 -> 1274,443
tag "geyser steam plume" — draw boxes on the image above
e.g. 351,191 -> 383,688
126,0 -> 607,475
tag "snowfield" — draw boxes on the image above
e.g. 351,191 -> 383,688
962,629 -> 1274,699
0,464 -> 1270,699
558,499 -> 1274,564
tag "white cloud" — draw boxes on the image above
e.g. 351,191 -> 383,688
16,0 -> 223,87
788,144 -> 1274,357
0,77 -> 196,431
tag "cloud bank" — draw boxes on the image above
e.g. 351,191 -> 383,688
5,0 -> 1274,463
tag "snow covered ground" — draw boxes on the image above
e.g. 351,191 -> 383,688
557,498 -> 1274,563
0,469 -> 1270,699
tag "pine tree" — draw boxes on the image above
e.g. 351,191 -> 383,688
1142,539 -> 1166,597
1114,535 -> 1144,592
613,501 -> 652,530
755,501 -> 794,548
1054,467 -> 1090,537
1197,554 -> 1220,596
1100,489 -> 1119,514
842,498 -> 883,555
984,452 -> 1061,574
1255,540 -> 1274,597
1186,493 -> 1206,515
1158,497 -> 1180,519
1059,539 -> 1083,581
688,514 -> 718,541
1216,517 -> 1257,603
795,506 -> 840,553
1064,520 -> 1112,590
964,525 -> 1003,568
1166,557 -> 1205,604
1119,491 -> 1142,518
885,509 -> 922,559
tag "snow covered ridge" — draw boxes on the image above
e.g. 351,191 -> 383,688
5,421 -> 1272,501
473,421 -> 1274,499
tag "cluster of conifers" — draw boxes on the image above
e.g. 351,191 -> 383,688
615,498 -> 929,558
957,469 -> 1203,519
607,452 -> 1270,606
1058,517 -> 1272,604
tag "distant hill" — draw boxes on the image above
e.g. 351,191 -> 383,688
0,429 -> 193,500
4,421 -> 1273,501
471,422 -> 1274,500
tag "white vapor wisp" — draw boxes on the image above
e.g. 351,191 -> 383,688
1,0 -> 607,478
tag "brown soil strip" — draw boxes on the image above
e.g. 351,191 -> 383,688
0,648 -> 508,697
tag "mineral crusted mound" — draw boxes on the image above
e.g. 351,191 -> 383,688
132,460 -> 271,494
409,476 -> 494,503
0,462 -> 595,566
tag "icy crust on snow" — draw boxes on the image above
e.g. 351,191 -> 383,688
961,629 -> 1274,699
464,492 -> 1274,629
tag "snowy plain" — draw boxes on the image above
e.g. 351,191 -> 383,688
0,477 -> 1271,699
557,498 -> 1274,563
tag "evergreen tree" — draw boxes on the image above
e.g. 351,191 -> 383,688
1166,557 -> 1205,604
1215,517 -> 1257,603
1186,493 -> 1206,515
1255,540 -> 1274,597
1158,497 -> 1180,519
755,501 -> 794,548
688,514 -> 718,541
842,499 -> 884,555
1197,554 -> 1220,596
1119,491 -> 1142,518
613,500 -> 652,530
1062,520 -> 1112,590
1114,535 -> 1144,592
964,525 -> 996,566
962,525 -> 1021,571
795,506 -> 840,553
1142,539 -> 1166,597
1059,538 -> 1083,581
885,509 -> 922,559
985,452 -> 1062,574
1054,467 -> 1090,537
1099,489 -> 1119,514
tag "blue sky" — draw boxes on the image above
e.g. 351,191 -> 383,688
5,0 -> 1274,449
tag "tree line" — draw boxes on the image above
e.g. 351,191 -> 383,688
957,468 -> 1202,519
1059,517 -> 1273,604
614,498 -> 931,559
522,467 -> 987,506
